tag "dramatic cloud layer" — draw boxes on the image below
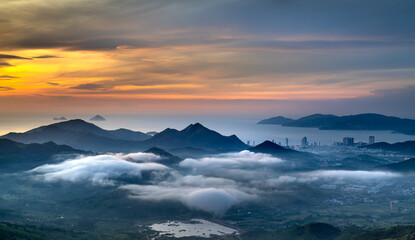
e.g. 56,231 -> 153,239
30,154 -> 168,185
180,151 -> 283,169
29,150 -> 402,215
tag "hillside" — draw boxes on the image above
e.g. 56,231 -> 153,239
380,158 -> 415,172
363,141 -> 415,154
143,147 -> 182,166
142,122 -> 248,151
0,139 -> 87,171
249,140 -> 296,154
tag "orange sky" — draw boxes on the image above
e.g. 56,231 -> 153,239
1,0 -> 414,116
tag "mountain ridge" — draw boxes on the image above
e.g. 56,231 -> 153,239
1,120 -> 247,153
258,113 -> 415,134
0,138 -> 88,171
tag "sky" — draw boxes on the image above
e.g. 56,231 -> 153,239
1,0 -> 415,117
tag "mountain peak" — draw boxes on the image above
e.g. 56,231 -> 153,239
249,140 -> 294,154
90,115 -> 106,121
182,122 -> 209,132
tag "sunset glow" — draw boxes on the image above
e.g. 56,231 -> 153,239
0,0 -> 414,116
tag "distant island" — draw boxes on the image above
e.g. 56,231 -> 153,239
53,117 -> 67,121
90,115 -> 106,121
258,113 -> 415,135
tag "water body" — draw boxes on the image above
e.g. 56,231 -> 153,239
150,219 -> 238,238
1,114 -> 414,146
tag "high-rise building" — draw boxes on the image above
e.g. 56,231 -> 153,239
343,137 -> 354,146
369,136 -> 375,145
285,138 -> 289,146
301,137 -> 308,147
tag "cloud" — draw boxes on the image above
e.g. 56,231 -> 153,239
0,75 -> 18,80
182,188 -> 243,215
0,62 -> 12,67
234,39 -> 415,51
0,54 -> 31,59
120,152 -> 161,162
121,184 -> 254,216
70,83 -> 108,90
301,170 -> 400,181
179,150 -> 283,170
33,55 -> 59,58
258,170 -> 401,188
46,82 -> 59,86
28,150 -> 401,216
0,86 -> 14,91
29,154 -> 169,185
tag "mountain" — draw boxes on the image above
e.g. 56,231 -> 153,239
1,121 -> 247,153
258,113 -> 415,134
249,140 -> 296,155
363,141 -> 415,154
1,119 -> 151,152
90,115 -> 106,121
169,146 -> 218,158
144,147 -> 182,165
380,158 -> 415,172
53,117 -> 67,121
334,155 -> 390,170
0,139 -> 87,172
258,116 -> 294,125
142,122 -> 248,151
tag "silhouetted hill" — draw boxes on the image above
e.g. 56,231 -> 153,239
144,147 -> 182,165
258,116 -> 294,125
363,141 -> 415,154
90,115 -> 105,121
1,121 -> 247,153
142,123 -> 248,151
1,119 -> 151,152
0,139 -> 87,172
169,147 -> 218,158
242,223 -> 415,240
258,113 -> 415,134
249,140 -> 296,154
380,158 -> 415,172
242,222 -> 341,240
53,116 -> 67,121
334,155 -> 389,170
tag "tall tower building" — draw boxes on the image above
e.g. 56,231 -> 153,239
369,136 -> 375,145
301,137 -> 308,147
343,137 -> 354,146
285,138 -> 289,146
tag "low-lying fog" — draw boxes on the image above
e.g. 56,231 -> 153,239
27,150 -> 406,216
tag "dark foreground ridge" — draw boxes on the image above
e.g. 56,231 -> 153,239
0,138 -> 87,172
2,221 -> 415,240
